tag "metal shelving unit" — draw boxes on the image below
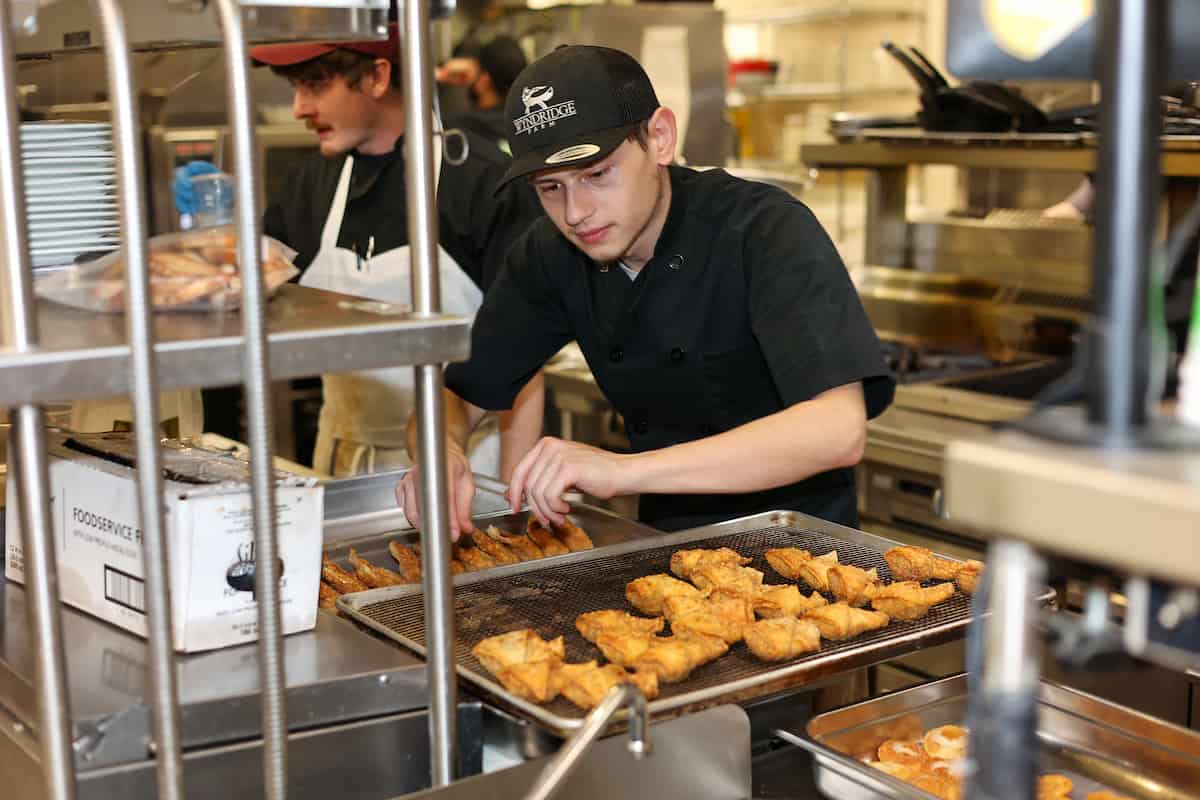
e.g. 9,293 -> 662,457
1,0 -> 459,798
0,285 -> 470,406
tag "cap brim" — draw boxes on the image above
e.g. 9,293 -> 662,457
250,42 -> 338,66
496,123 -> 636,192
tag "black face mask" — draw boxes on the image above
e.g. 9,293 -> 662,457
468,75 -> 485,110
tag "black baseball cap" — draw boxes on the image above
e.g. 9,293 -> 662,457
499,45 -> 659,187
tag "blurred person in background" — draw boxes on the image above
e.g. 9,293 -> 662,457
438,35 -> 528,154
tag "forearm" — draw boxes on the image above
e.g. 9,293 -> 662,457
498,371 -> 545,482
405,387 -> 487,462
622,382 -> 867,496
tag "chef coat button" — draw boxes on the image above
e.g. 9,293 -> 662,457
634,420 -> 649,435
610,347 -> 624,363
667,254 -> 684,271
669,347 -> 685,362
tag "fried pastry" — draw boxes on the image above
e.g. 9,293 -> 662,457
470,528 -> 520,566
1037,774 -> 1073,799
669,547 -> 751,579
883,546 -> 960,582
557,661 -> 659,709
805,601 -> 889,640
744,617 -> 822,661
388,540 -> 423,581
453,541 -> 496,572
471,629 -> 565,676
1087,793 -> 1135,800
403,542 -> 463,578
827,564 -> 881,607
594,631 -> 656,667
955,560 -> 984,596
486,525 -> 544,562
496,658 -> 562,703
753,584 -> 829,618
554,518 -> 594,552
575,609 -> 665,642
349,548 -> 408,588
867,761 -> 919,781
764,547 -> 813,580
911,773 -> 961,800
625,573 -> 703,615
877,739 -> 930,768
928,759 -> 966,781
795,550 -> 840,593
871,581 -> 956,621
663,593 -> 754,644
689,563 -> 764,596
922,725 -> 968,761
633,632 -> 728,683
318,581 -> 340,611
525,518 -> 572,556
321,556 -> 370,594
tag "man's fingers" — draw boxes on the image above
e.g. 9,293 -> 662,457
400,472 -> 422,531
453,471 -> 474,541
507,437 -> 546,511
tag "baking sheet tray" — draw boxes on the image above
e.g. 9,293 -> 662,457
338,510 -> 985,736
778,673 -> 1200,800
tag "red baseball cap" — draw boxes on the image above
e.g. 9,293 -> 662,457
250,23 -> 399,67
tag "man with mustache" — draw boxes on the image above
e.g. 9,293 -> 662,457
252,25 -> 543,480
399,46 -> 895,537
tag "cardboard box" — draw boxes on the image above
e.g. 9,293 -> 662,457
5,434 -> 323,652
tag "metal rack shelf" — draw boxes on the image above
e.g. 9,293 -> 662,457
0,284 -> 471,406
724,4 -> 923,25
802,134 -> 1200,176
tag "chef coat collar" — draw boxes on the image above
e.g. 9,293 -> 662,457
346,135 -> 406,200
648,165 -> 689,264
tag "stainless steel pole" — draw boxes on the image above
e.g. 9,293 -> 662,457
968,539 -> 1044,800
399,0 -> 457,784
90,1 -> 185,796
211,1 -> 288,797
0,1 -> 76,797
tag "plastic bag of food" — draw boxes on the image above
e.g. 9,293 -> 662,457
35,226 -> 299,312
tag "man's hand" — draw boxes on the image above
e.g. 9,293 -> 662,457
436,57 -> 480,87
395,444 -> 477,541
506,437 -> 630,526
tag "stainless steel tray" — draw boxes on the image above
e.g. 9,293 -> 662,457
321,469 -> 514,544
338,510 -> 982,737
323,503 -> 662,577
778,673 -> 1200,800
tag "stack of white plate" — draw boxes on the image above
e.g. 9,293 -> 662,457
21,121 -> 119,269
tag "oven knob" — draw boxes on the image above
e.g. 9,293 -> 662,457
932,488 -> 948,519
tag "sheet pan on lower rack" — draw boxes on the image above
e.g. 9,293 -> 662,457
337,510 -> 1017,737
777,672 -> 1200,800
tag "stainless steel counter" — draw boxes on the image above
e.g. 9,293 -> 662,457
0,579 -> 430,769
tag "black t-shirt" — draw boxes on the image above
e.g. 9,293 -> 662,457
446,165 -> 896,531
262,130 -> 539,292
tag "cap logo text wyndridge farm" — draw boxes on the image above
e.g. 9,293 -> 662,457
514,84 -> 577,135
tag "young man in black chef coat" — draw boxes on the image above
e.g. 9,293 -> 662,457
399,45 -> 895,535
249,27 -> 544,481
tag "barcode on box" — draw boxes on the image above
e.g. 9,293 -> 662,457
104,566 -> 145,614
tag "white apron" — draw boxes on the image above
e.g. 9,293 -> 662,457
300,142 -> 500,478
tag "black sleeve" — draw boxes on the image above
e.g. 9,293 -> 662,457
743,197 -> 895,419
261,159 -> 321,274
444,224 -> 574,410
437,132 -> 542,293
